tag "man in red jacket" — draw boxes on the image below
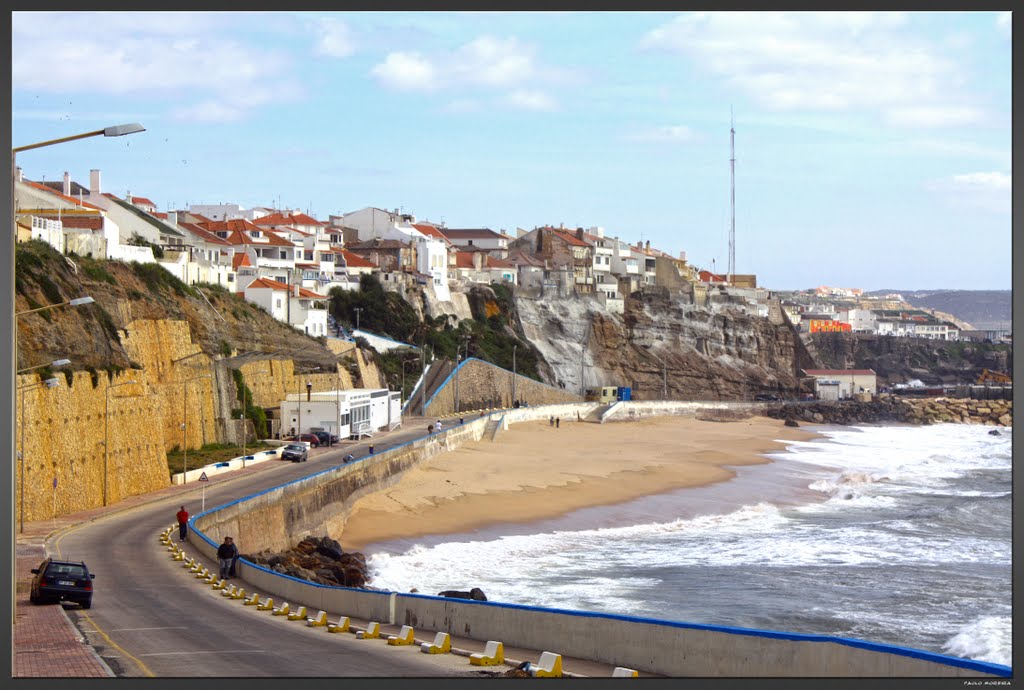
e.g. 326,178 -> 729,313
176,506 -> 189,541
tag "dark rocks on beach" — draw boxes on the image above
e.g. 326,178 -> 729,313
438,587 -> 488,601
988,429 -> 1001,436
784,419 -> 800,427
242,534 -> 370,589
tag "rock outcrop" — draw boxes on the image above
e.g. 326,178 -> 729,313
767,396 -> 1012,427
242,535 -> 370,588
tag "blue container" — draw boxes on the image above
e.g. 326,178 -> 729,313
617,387 -> 632,401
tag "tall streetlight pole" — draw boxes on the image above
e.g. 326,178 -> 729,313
296,366 -> 320,439
512,344 -> 518,406
353,307 -> 362,331
103,379 -> 138,506
18,377 -> 60,533
180,375 -> 211,482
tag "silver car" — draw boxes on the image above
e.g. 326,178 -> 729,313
281,443 -> 308,462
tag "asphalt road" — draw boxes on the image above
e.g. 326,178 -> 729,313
45,428 -> 486,677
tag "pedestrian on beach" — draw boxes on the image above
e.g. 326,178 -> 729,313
217,537 -> 238,579
556,417 -> 560,428
176,505 -> 189,541
549,416 -> 554,427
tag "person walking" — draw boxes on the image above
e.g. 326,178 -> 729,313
556,417 -> 560,428
549,416 -> 554,427
217,537 -> 239,580
176,506 -> 189,542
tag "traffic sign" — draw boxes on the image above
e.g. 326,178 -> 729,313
198,472 -> 209,482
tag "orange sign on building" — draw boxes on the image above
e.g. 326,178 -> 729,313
808,319 -> 852,333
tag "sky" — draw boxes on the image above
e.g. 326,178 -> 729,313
10,11 -> 1013,291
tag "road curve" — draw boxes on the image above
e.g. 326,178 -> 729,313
47,439 -> 478,677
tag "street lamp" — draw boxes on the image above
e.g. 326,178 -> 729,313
353,307 -> 362,331
15,296 -> 95,317
511,344 -> 518,407
180,375 -> 212,482
17,358 -> 71,375
296,367 -> 320,439
17,377 -> 60,533
103,380 -> 138,506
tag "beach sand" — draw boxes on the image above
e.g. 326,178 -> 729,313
339,415 -> 818,552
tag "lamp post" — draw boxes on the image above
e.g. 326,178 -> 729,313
103,379 -> 139,506
420,344 -> 432,416
511,344 -> 518,407
296,367 -> 320,440
17,358 -> 71,375
180,375 -> 211,483
18,377 -> 60,533
353,307 -> 362,331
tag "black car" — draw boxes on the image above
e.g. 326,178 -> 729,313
281,443 -> 308,462
30,558 -> 94,609
754,393 -> 782,402
310,431 -> 339,447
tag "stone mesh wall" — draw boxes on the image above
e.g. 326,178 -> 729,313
425,358 -> 580,417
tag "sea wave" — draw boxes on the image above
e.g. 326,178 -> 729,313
941,614 -> 1012,667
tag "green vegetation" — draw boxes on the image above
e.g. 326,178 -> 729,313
127,233 -> 164,259
130,261 -> 193,297
231,369 -> 268,439
80,259 -> 117,285
165,441 -> 276,477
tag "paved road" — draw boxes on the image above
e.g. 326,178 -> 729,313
42,425 -> 491,677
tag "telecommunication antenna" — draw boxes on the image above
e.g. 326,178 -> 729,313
728,107 -> 736,284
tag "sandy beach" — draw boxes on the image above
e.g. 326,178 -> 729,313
339,415 -> 818,552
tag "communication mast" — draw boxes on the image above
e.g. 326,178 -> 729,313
728,107 -> 736,285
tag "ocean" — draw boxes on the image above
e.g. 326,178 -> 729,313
364,423 -> 1012,668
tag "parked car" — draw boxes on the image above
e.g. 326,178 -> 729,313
310,431 -> 339,447
754,393 -> 781,402
30,558 -> 94,609
281,443 -> 308,462
285,434 -> 320,447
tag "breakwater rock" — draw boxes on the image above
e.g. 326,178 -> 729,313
768,396 -> 1012,427
242,534 -> 370,588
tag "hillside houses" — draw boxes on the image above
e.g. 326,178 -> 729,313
16,166 -> 776,335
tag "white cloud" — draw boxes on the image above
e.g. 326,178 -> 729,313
641,12 -> 986,128
12,11 -> 296,123
624,125 -> 699,143
313,17 -> 356,58
928,171 -> 1011,213
371,52 -> 439,91
996,11 -> 1011,38
503,90 -> 558,112
949,171 -> 1011,192
370,34 -> 574,111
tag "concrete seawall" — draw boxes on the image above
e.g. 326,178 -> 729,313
190,403 -> 1010,678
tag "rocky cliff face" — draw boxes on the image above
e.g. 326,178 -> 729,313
515,288 -> 803,400
810,332 -> 1012,386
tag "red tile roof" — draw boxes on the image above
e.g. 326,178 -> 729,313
151,211 -> 168,219
340,249 -> 376,268
544,227 -> 590,247
178,221 -> 231,246
411,223 -> 450,241
36,214 -> 104,230
130,196 -> 156,207
253,212 -> 325,227
232,253 -> 253,270
200,219 -> 297,247
244,277 -> 327,299
699,270 -> 728,283
452,252 -> 514,269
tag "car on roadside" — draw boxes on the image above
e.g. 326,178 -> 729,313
281,443 -> 308,462
754,393 -> 782,402
285,433 -> 320,447
30,558 -> 94,609
310,431 -> 338,447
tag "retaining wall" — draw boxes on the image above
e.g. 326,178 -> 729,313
189,402 -> 1010,678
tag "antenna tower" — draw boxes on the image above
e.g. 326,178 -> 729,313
728,107 -> 736,284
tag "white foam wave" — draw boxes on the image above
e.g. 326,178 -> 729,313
942,615 -> 1012,667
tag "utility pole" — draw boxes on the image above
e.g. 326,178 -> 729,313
728,106 -> 736,285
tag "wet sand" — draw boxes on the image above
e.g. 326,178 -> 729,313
339,415 -> 818,552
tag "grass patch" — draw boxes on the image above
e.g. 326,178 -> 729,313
165,441 -> 276,476
81,261 -> 117,285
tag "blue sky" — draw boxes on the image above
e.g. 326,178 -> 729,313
11,11 -> 1012,290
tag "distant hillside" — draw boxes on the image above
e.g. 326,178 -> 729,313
865,290 -> 1011,331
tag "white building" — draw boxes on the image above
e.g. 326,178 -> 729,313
802,369 -> 877,401
243,277 -> 329,336
838,308 -> 877,333
281,388 -> 403,439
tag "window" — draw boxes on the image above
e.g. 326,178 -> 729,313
276,298 -> 282,309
